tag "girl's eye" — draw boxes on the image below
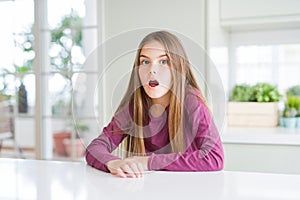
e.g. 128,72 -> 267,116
141,60 -> 149,65
161,60 -> 168,65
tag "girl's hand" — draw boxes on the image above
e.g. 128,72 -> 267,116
106,156 -> 149,178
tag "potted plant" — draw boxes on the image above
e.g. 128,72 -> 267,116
227,83 -> 282,127
62,122 -> 89,158
50,13 -> 86,158
15,66 -> 32,113
53,121 -> 89,157
296,99 -> 300,128
280,94 -> 300,128
286,85 -> 300,96
229,84 -> 253,102
0,71 -> 13,103
250,83 -> 281,102
53,131 -> 71,157
13,25 -> 34,113
281,85 -> 300,128
281,105 -> 297,128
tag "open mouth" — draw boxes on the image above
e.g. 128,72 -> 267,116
148,80 -> 159,87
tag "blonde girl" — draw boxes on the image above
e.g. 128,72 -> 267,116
86,31 -> 224,178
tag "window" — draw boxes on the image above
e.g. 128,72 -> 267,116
234,44 -> 300,94
42,0 -> 99,160
0,0 -> 99,160
0,0 -> 35,154
211,29 -> 300,98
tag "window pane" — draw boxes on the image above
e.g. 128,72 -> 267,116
73,73 -> 98,117
235,45 -> 273,85
47,0 -> 86,29
20,74 -> 35,115
0,1 -> 14,71
42,0 -> 99,160
47,73 -> 72,117
0,0 -> 35,158
278,44 -> 300,92
234,44 -> 300,93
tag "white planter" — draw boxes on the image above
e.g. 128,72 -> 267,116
227,102 -> 279,127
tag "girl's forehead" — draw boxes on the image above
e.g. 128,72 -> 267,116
141,41 -> 166,52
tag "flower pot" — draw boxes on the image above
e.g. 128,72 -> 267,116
53,132 -> 71,156
227,102 -> 279,127
63,138 -> 85,158
279,117 -> 285,127
296,117 -> 300,128
283,117 -> 297,128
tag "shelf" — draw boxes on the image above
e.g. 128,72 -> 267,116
221,126 -> 300,146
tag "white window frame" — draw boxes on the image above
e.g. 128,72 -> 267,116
34,0 -> 100,160
228,28 -> 300,91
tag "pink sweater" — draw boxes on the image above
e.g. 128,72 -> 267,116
86,88 -> 224,172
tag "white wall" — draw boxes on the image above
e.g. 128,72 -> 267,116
98,0 -> 207,124
207,0 -> 229,48
102,0 -> 206,45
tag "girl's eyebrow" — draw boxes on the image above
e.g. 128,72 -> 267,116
139,54 -> 168,59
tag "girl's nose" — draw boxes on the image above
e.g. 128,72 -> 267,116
150,64 -> 158,74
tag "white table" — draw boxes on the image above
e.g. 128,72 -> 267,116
1,158 -> 300,200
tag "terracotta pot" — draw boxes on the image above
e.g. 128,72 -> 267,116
53,132 -> 71,156
63,138 -> 85,158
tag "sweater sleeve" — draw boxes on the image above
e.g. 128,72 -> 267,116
85,106 -> 130,172
148,92 -> 224,171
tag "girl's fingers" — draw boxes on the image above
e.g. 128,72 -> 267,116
137,163 -> 144,176
108,158 -> 146,178
121,164 -> 136,178
111,168 -> 127,178
128,162 -> 142,178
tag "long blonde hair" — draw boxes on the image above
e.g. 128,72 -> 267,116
116,31 -> 204,157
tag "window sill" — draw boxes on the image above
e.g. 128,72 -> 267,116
221,126 -> 300,146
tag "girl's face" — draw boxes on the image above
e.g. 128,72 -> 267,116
138,41 -> 172,101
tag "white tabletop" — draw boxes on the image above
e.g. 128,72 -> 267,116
1,158 -> 300,200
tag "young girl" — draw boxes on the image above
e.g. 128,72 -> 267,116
86,31 -> 224,178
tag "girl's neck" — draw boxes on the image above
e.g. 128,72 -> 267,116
149,91 -> 170,117
151,91 -> 171,108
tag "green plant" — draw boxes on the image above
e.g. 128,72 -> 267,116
230,83 -> 281,102
286,85 -> 300,96
50,14 -> 82,73
287,95 -> 297,109
282,95 -> 300,117
50,13 -> 84,116
297,99 -> 300,117
286,95 -> 300,117
74,122 -> 89,137
65,121 -> 89,138
250,83 -> 281,102
230,84 -> 253,102
0,90 -> 12,101
14,25 -> 34,80
0,70 -> 13,102
283,105 -> 297,118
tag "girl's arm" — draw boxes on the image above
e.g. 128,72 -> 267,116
147,93 -> 224,171
85,118 -> 127,172
147,131 -> 224,171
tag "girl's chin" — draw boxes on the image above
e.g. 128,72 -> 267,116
144,89 -> 169,99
